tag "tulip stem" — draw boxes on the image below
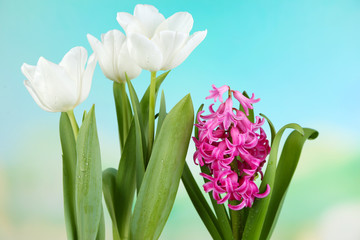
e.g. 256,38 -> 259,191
67,110 -> 79,139
147,71 -> 157,159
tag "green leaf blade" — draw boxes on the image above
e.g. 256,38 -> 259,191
59,112 -> 77,240
126,77 -> 146,189
131,94 -> 194,240
181,163 -> 223,240
260,128 -> 318,240
242,123 -> 304,240
75,105 -> 103,240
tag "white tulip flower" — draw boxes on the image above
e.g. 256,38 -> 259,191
117,4 -> 207,72
87,30 -> 142,83
22,46 -> 96,112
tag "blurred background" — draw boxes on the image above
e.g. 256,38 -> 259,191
1,0 -> 360,239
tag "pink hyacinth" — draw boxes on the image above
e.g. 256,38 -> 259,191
193,85 -> 271,210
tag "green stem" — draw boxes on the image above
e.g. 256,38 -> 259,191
66,110 -> 79,139
147,71 -> 157,156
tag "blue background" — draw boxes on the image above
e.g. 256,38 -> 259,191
1,0 -> 360,239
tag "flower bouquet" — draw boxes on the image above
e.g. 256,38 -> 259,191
22,4 -> 318,240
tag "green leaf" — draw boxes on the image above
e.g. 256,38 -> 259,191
155,90 -> 166,140
139,71 -> 170,148
260,128 -> 318,240
242,123 -> 304,240
115,121 -> 137,239
82,110 -> 87,123
126,77 -> 145,190
96,207 -> 105,240
182,163 -> 223,240
113,82 -> 132,152
131,94 -> 194,240
59,112 -> 77,240
75,105 -> 103,240
102,168 -> 120,240
260,113 -> 276,145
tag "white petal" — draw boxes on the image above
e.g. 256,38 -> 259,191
133,4 -> 165,38
103,29 -> 126,57
21,63 -> 36,83
152,31 -> 187,71
79,53 -> 96,104
116,12 -> 145,35
155,12 -> 193,35
127,33 -> 163,72
35,57 -> 78,111
116,41 -> 142,82
59,46 -> 87,96
24,80 -> 54,112
167,30 -> 207,70
87,33 -> 116,81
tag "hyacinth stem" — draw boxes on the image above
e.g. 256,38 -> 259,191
148,71 -> 157,155
66,110 -> 79,139
229,201 -> 241,240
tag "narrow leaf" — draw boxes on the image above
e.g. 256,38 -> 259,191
182,163 -> 223,240
126,77 -> 146,190
242,123 -> 304,240
102,168 -> 120,239
75,105 -> 103,240
131,94 -> 194,240
260,113 -> 276,145
155,90 -> 166,140
115,121 -> 137,239
260,128 -> 318,240
59,112 -> 77,240
113,82 -> 132,152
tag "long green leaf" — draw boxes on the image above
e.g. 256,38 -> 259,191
96,207 -> 105,240
113,82 -> 132,152
260,113 -> 276,145
182,163 -> 223,240
102,168 -> 120,240
75,105 -> 103,240
260,128 -> 318,240
242,123 -> 304,240
59,112 -> 77,240
155,90 -> 166,140
115,121 -> 137,239
131,94 -> 194,240
126,77 -> 146,190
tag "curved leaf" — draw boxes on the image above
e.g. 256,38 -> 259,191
260,128 -> 318,240
242,123 -> 304,240
260,113 -> 276,145
126,77 -> 145,190
182,163 -> 223,240
131,94 -> 194,240
113,82 -> 132,152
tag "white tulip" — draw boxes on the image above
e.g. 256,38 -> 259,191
87,30 -> 142,83
22,46 -> 96,112
117,4 -> 207,72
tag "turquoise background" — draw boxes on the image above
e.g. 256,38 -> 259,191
1,0 -> 360,239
